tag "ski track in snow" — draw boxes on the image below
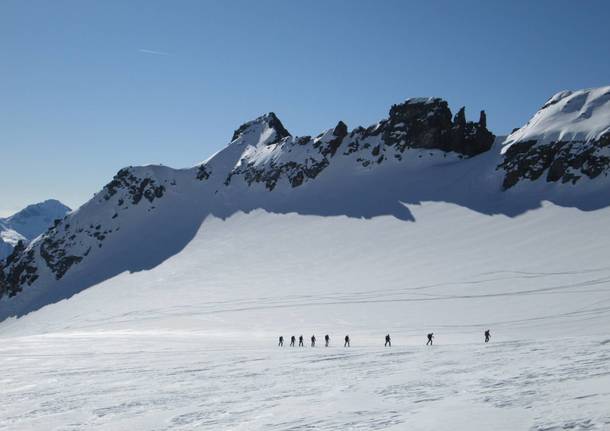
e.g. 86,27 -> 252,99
1,335 -> 610,430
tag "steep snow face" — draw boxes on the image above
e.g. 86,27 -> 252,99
0,200 -> 71,259
500,86 -> 610,189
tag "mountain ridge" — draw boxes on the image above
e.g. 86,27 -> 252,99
2,87 -> 610,317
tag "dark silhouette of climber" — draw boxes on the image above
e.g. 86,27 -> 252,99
311,334 -> 316,347
278,336 -> 284,347
299,335 -> 304,347
344,335 -> 350,347
325,334 -> 330,347
385,334 -> 391,347
485,329 -> 491,343
290,335 -> 296,347
426,333 -> 434,345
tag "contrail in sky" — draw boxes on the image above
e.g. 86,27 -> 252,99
138,49 -> 169,56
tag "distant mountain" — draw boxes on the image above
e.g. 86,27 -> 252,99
0,228 -> 25,261
0,200 -> 71,259
1,87 -> 610,318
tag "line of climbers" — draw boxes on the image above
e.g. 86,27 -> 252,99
279,334 -> 352,347
278,330 -> 491,347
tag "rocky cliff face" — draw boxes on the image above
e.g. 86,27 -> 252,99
499,133 -> 610,189
381,98 -> 493,157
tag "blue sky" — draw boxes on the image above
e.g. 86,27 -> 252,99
2,0 -> 610,215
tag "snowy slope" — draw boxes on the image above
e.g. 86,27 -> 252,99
504,86 -> 610,147
0,200 -> 71,259
3,195 -> 610,340
1,89 -> 610,430
2,198 -> 610,430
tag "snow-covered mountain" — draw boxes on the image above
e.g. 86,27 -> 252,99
499,86 -> 610,189
0,200 -> 71,259
2,88 -> 610,430
1,87 -> 610,319
0,97 -> 494,305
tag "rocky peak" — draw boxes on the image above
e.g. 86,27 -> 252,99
333,120 -> 348,138
479,110 -> 487,129
323,121 -> 349,157
453,107 -> 467,128
388,98 -> 452,129
0,199 -> 71,260
382,98 -> 494,156
5,200 -> 70,227
230,112 -> 291,147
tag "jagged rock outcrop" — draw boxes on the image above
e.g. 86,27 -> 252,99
103,168 -> 166,204
0,241 -> 38,297
379,98 -> 494,157
339,98 -> 494,168
500,133 -> 610,189
322,121 -> 348,157
196,165 -> 211,181
214,97 -> 494,192
221,113 -> 343,191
